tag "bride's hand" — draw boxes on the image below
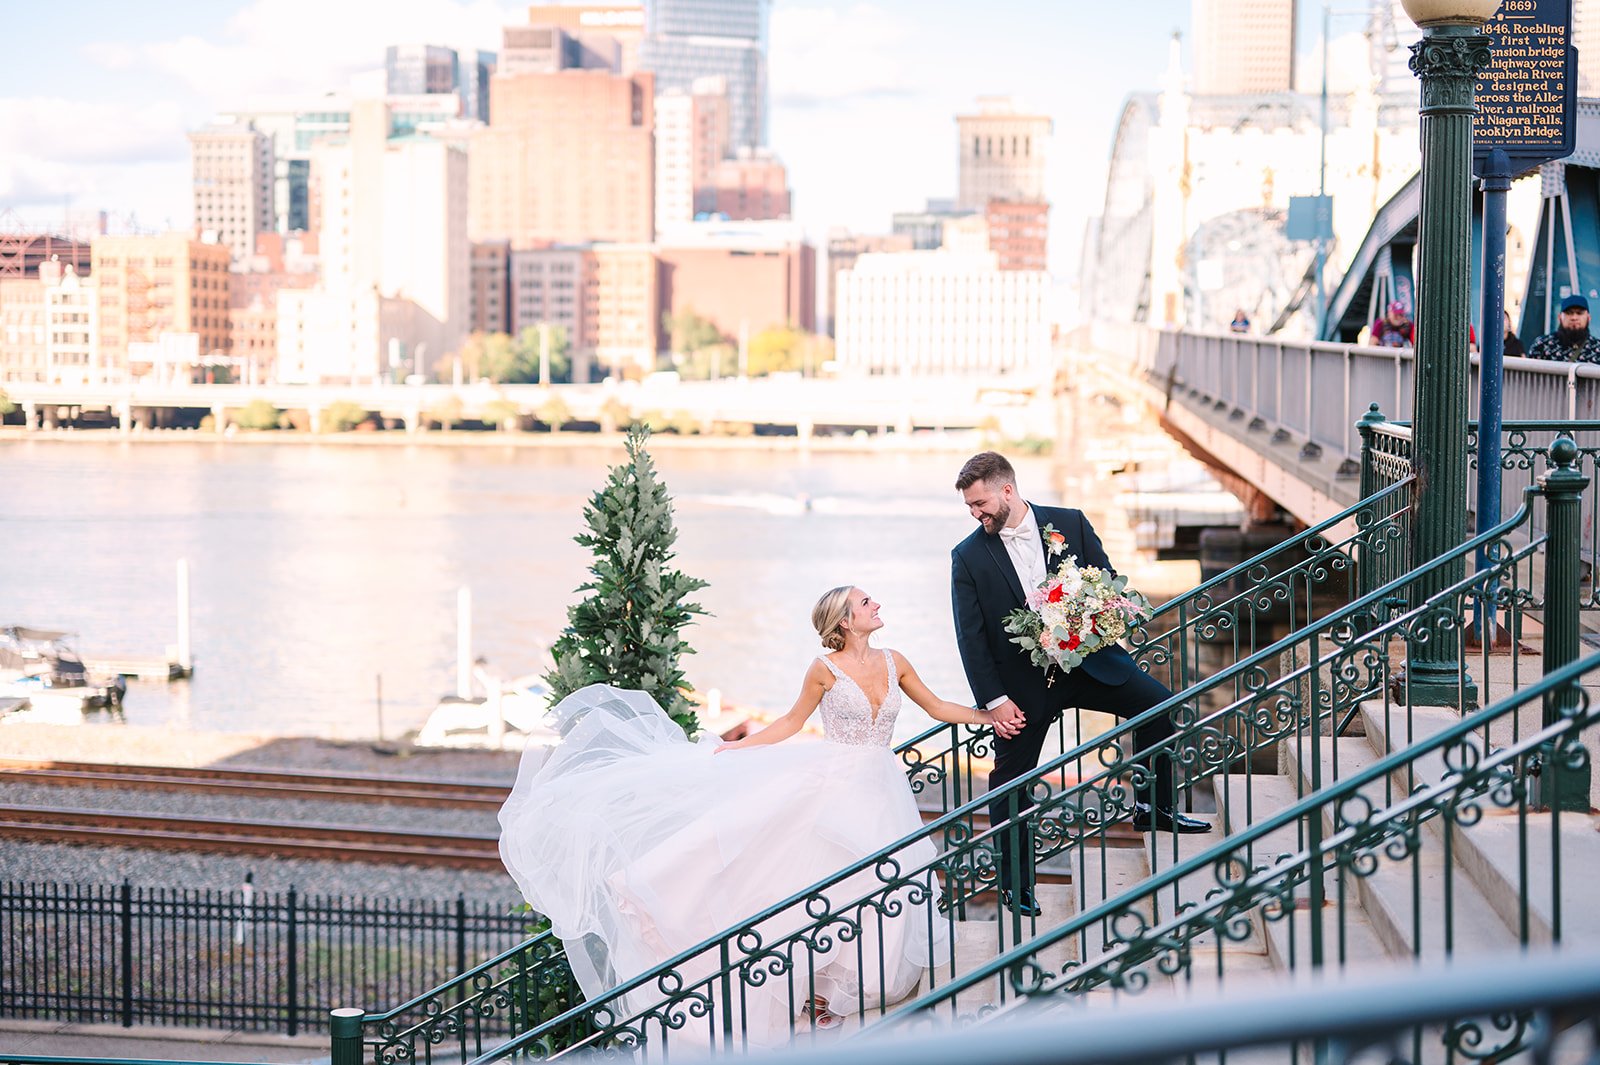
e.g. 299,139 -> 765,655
714,741 -> 738,754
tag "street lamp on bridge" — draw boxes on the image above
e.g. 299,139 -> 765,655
1399,0 -> 1500,707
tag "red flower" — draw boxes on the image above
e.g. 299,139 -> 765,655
1057,638 -> 1069,649
1047,584 -> 1064,603
1066,634 -> 1081,651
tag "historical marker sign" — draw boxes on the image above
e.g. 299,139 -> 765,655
1474,0 -> 1577,175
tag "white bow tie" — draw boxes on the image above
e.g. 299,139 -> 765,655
998,524 -> 1034,542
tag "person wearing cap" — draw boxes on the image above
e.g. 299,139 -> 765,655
1369,301 -> 1414,347
1528,295 -> 1600,364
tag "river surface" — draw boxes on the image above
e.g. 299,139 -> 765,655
1,439 -> 1067,740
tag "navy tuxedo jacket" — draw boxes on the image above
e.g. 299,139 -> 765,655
950,504 -> 1137,715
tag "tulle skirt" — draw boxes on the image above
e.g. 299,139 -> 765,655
497,685 -> 948,1049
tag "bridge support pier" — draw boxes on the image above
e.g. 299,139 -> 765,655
116,401 -> 132,434
211,405 -> 227,433
309,406 -> 322,435
20,401 -> 35,431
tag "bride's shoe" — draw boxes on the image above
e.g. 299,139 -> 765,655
803,996 -> 843,1030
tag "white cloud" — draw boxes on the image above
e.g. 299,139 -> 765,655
0,98 -> 189,166
769,4 -> 917,107
87,0 -> 527,103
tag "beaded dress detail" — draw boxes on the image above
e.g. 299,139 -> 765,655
817,649 -> 899,748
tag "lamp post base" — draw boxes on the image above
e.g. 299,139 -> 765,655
1390,663 -> 1478,712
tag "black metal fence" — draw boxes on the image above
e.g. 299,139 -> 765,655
0,880 -> 527,1035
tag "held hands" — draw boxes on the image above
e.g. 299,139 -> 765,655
988,699 -> 1026,739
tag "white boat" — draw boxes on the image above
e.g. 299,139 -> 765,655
0,626 -> 126,718
413,673 -> 562,751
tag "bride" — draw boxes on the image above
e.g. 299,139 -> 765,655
497,585 -> 1007,1047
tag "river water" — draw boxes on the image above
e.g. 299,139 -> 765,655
2,438 -> 1070,740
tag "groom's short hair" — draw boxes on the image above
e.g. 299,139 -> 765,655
955,451 -> 1016,491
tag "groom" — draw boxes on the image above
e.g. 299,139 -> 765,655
950,451 -> 1208,916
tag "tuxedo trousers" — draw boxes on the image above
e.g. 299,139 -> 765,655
986,668 -> 1179,893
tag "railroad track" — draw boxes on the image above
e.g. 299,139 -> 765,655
0,758 -> 512,810
0,803 -> 506,869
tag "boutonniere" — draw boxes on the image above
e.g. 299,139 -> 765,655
1041,523 -> 1067,559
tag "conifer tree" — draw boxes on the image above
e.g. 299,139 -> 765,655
545,426 -> 709,737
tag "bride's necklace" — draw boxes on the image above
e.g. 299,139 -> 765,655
843,645 -> 873,667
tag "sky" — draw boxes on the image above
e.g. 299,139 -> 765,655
0,0 -> 1357,283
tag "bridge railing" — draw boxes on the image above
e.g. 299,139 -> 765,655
1092,322 -> 1600,467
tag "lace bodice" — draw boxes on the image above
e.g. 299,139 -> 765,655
817,650 -> 900,748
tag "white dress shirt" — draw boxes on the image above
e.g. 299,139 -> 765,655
989,502 -> 1048,711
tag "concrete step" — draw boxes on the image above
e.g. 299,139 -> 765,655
1360,699 -> 1600,949
1280,722 -> 1520,963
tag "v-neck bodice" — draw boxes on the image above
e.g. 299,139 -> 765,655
817,650 -> 900,748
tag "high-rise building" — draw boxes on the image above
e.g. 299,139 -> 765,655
986,200 -> 1050,272
502,24 -> 621,74
469,70 -> 655,248
189,122 -> 274,266
0,259 -> 103,385
640,0 -> 768,150
699,147 -> 790,221
471,241 -> 512,335
589,244 -> 660,371
1368,0 -> 1422,97
524,3 -> 646,72
461,50 -> 498,122
656,220 -> 815,342
92,233 -> 231,379
956,98 -> 1050,213
1192,0 -> 1295,95
277,101 -> 469,384
509,247 -> 590,346
655,76 -> 730,231
229,233 -> 317,385
823,231 -> 912,337
835,251 -> 1049,377
386,44 -> 460,97
891,201 -> 972,251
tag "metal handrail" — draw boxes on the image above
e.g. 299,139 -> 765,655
463,491 -> 1541,1061
840,952 -> 1600,1065
883,647 -> 1600,1043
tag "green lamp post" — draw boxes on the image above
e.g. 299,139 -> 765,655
1400,0 -> 1499,708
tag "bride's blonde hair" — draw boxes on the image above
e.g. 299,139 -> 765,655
812,585 -> 856,651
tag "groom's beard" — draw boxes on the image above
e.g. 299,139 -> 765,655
980,500 -> 1013,534
1558,325 -> 1592,348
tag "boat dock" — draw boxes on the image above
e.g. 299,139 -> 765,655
82,656 -> 191,681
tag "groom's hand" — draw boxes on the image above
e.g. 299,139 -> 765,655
989,699 -> 1025,739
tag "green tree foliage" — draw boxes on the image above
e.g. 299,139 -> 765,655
0,390 -> 15,416
664,309 -> 725,355
544,427 -> 709,738
320,400 -> 369,432
233,399 -> 281,431
459,327 -> 572,385
429,395 -> 465,430
747,327 -> 834,377
537,394 -> 572,432
482,398 -> 523,430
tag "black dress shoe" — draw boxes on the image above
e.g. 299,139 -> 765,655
999,888 -> 1042,916
1131,803 -> 1212,834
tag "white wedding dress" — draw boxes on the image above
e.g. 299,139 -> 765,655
497,651 -> 948,1049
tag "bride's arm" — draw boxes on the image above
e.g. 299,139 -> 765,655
714,658 -> 829,752
891,650 -> 991,727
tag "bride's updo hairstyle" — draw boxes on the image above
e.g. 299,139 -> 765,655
812,585 -> 856,651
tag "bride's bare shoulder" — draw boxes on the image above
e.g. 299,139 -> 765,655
807,655 -> 836,687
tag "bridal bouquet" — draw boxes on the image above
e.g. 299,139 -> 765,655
1003,550 -> 1153,677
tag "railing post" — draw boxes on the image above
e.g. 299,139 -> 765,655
286,885 -> 299,1037
1537,436 -> 1590,812
329,1007 -> 366,1065
456,894 -> 468,976
119,878 -> 134,1028
1356,404 -> 1387,605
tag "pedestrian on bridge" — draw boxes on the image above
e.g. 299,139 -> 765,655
1369,301 -> 1414,348
1528,295 -> 1600,365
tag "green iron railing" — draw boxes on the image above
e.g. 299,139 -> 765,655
352,433 -> 1588,1063
347,478 -> 1422,1062
881,646 -> 1600,1064
444,442 -> 1587,1061
875,439 -> 1592,1065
